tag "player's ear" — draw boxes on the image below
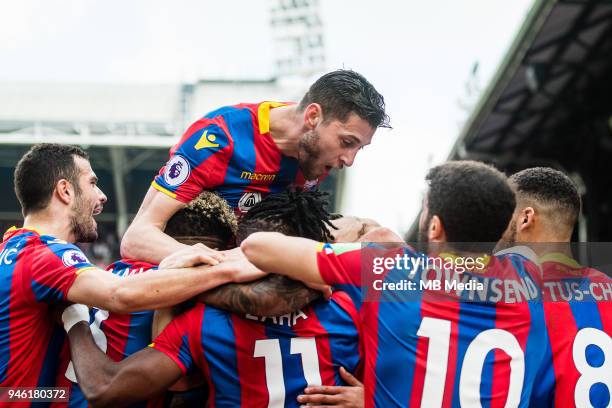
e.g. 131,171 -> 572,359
427,215 -> 446,243
518,207 -> 536,232
56,179 -> 74,205
303,103 -> 322,129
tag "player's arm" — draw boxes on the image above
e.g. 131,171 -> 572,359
67,322 -> 182,407
198,274 -> 322,316
121,187 -> 190,264
67,256 -> 266,313
297,367 -> 364,408
241,232 -> 325,286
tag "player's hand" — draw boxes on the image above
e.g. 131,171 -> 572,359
211,254 -> 268,283
304,281 -> 332,301
159,243 -> 224,269
297,367 -> 363,407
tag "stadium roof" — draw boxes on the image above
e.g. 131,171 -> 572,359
449,0 -> 612,169
406,0 -> 612,241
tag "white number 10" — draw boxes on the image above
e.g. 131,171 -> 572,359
254,337 -> 321,408
417,317 -> 525,408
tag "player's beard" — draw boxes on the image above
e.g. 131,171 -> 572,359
298,129 -> 323,180
501,221 -> 517,246
70,190 -> 98,243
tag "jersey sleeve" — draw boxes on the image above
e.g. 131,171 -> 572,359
29,240 -> 96,303
152,117 -> 233,203
150,307 -> 200,375
316,243 -> 364,287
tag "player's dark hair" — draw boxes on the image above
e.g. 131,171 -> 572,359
298,69 -> 390,129
14,143 -> 89,216
510,167 -> 581,227
165,192 -> 237,248
236,190 -> 335,243
425,160 -> 515,243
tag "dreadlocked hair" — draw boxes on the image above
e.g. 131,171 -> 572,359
165,191 -> 238,246
237,190 -> 336,243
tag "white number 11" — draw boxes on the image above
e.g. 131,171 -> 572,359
254,337 -> 322,408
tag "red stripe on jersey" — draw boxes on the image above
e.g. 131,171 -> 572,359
292,308 -> 336,386
5,246 -> 45,388
104,313 -> 131,362
232,315 -> 270,407
362,301 -> 381,408
597,301 -> 612,336
188,306 -> 215,408
544,302 -> 579,408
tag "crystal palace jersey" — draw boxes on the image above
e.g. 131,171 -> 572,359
152,102 -> 319,213
55,259 -> 159,408
152,291 -> 362,408
0,227 -> 95,403
316,242 -> 548,408
530,252 -> 612,408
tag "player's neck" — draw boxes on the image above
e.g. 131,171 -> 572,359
23,210 -> 74,242
269,105 -> 303,158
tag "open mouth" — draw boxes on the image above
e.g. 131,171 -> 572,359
92,206 -> 103,216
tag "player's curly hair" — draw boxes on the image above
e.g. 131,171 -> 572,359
510,167 -> 581,227
424,160 -> 515,244
236,190 -> 336,243
165,191 -> 237,247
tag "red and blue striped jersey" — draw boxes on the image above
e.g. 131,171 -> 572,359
54,259 -> 159,408
530,253 -> 612,408
152,102 -> 319,212
316,242 -> 548,408
152,291 -> 362,408
0,227 -> 95,398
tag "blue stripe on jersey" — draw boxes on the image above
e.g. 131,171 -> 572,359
31,280 -> 64,303
203,105 -> 243,119
177,334 -> 194,372
529,330 -> 555,408
336,284 -> 363,312
269,154 -> 299,194
0,233 -> 23,382
511,255 -> 547,406
123,311 -> 155,358
374,265 -> 424,407
201,307 -> 242,407
220,107 -> 257,206
312,300 -> 360,385
68,382 -> 88,408
36,325 -> 65,389
451,301 -> 497,408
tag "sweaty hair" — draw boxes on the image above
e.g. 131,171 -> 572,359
165,192 -> 237,248
236,190 -> 335,243
298,69 -> 390,129
425,160 -> 515,243
14,143 -> 89,216
510,167 -> 581,228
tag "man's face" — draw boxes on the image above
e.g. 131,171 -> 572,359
70,157 -> 107,242
298,111 -> 375,180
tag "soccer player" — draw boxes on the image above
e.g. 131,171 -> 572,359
62,190 -> 363,407
121,69 -> 390,264
241,160 -> 549,407
0,144 -> 265,395
501,167 -> 611,408
54,191 -> 240,408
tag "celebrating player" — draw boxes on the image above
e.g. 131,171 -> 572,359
62,190 -> 362,407
0,144 -> 265,395
241,160 -> 549,407
501,167 -> 611,407
121,69 -> 390,264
